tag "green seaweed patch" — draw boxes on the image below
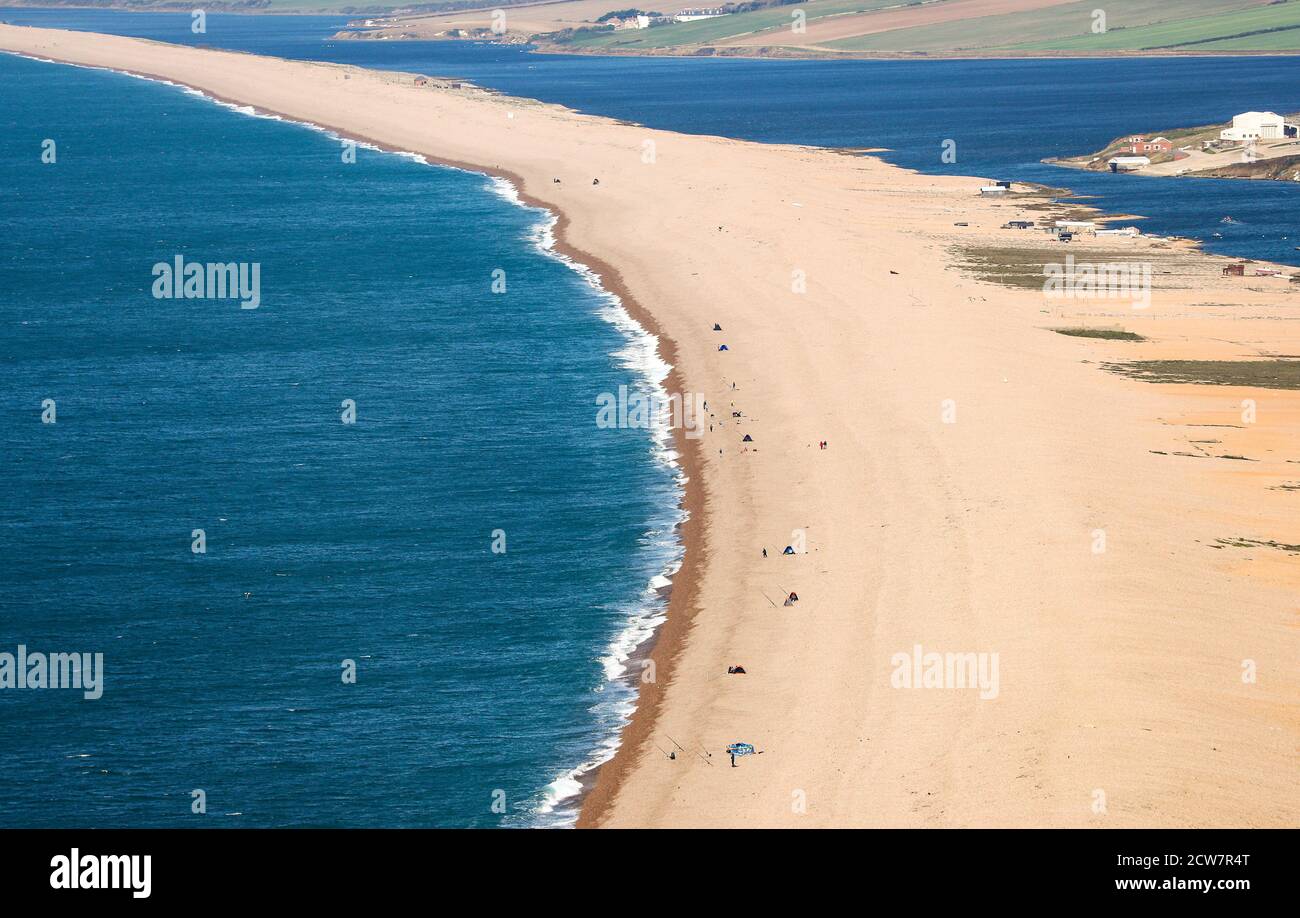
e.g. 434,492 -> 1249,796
1053,327 -> 1145,341
1103,359 -> 1300,389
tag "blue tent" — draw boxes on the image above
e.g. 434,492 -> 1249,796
718,344 -> 729,351
726,742 -> 755,757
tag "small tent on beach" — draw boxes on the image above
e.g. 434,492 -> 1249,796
712,323 -> 722,331
718,344 -> 729,351
742,434 -> 753,442
782,545 -> 795,555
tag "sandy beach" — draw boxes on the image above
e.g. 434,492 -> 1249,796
3,23 -> 1296,828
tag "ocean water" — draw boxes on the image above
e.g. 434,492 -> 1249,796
0,51 -> 682,827
3,8 -> 1299,265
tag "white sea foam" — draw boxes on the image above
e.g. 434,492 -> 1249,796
485,174 -> 688,829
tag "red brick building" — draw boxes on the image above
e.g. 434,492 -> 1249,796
1129,136 -> 1173,155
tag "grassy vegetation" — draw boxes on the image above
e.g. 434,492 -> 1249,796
1,0 -> 420,10
820,0 -> 1268,52
1006,1 -> 1300,51
952,245 -> 1177,290
1103,359 -> 1300,388
1053,327 -> 1145,340
0,0 -> 546,11
558,0 -> 904,49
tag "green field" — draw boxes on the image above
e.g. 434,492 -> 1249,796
560,0 -> 901,50
820,0 -> 1279,52
1006,1 -> 1300,50
0,0 -> 539,12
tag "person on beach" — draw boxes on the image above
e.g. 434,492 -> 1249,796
762,548 -> 767,558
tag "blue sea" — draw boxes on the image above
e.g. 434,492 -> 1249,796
0,49 -> 682,827
1,9 -> 1298,829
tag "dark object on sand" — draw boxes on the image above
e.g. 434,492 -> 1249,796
727,665 -> 747,674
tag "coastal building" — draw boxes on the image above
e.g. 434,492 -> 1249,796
979,184 -> 1007,195
674,8 -> 729,21
611,15 -> 652,29
1108,155 -> 1150,172
1129,136 -> 1172,155
1220,111 -> 1286,142
1055,220 -> 1096,234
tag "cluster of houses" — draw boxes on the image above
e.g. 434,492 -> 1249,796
1109,135 -> 1177,172
1106,112 -> 1300,172
606,7 -> 732,29
1126,135 -> 1172,155
608,14 -> 654,29
673,6 -> 730,20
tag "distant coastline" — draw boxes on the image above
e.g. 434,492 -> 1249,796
9,0 -> 1300,61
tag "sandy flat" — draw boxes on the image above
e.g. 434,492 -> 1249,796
2,24 -> 1296,828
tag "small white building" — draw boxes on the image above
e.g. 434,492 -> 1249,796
1108,155 -> 1150,172
1220,111 -> 1286,142
979,185 -> 1007,195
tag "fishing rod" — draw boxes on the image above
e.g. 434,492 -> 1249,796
666,733 -> 711,766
